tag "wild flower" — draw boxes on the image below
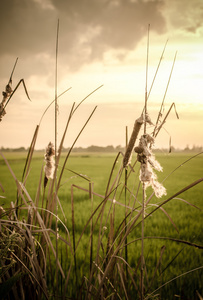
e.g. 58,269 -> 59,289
135,134 -> 166,198
44,142 -> 55,188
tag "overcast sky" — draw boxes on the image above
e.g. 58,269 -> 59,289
0,0 -> 202,150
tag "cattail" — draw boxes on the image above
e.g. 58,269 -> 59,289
44,142 -> 55,188
123,115 -> 143,168
0,81 -> 13,121
135,134 -> 166,198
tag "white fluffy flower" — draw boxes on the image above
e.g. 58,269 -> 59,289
44,142 -> 55,187
136,134 -> 166,198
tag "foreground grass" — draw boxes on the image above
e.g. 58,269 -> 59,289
0,151 -> 202,298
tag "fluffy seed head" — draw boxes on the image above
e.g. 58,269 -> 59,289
44,142 -> 55,187
137,134 -> 166,198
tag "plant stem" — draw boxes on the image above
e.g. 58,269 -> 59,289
152,51 -> 177,139
125,126 -> 128,279
90,182 -> 94,273
55,18 -> 59,297
141,183 -> 146,300
144,24 -> 150,135
141,24 -> 150,299
55,19 -> 59,163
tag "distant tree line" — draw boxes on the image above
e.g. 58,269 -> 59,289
0,145 -> 125,153
0,146 -> 27,152
1,144 -> 203,153
64,145 -> 125,153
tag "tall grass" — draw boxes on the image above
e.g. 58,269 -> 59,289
0,27 -> 203,299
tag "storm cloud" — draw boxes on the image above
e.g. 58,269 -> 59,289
0,0 -> 166,70
1,0 -> 202,74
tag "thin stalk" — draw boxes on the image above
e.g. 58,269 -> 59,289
39,87 -> 72,125
55,19 -> 59,160
71,184 -> 77,286
55,18 -> 60,297
73,84 -> 103,113
90,182 -> 94,273
57,105 -> 97,189
153,51 -> 177,138
141,24 -> 150,299
9,57 -> 18,83
96,167 -> 123,274
16,124 -> 39,216
125,126 -> 128,279
141,183 -> 146,299
144,24 -> 150,135
141,39 -> 168,117
154,102 -> 179,138
147,39 -> 168,101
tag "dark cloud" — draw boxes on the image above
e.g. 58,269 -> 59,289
0,0 -> 166,71
186,23 -> 202,34
0,0 -> 56,55
165,0 -> 203,34
1,0 -> 203,76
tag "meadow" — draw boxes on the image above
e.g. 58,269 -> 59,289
0,150 -> 202,299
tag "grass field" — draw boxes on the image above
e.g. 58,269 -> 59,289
0,150 -> 202,299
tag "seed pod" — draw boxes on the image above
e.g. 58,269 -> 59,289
123,115 -> 143,168
134,146 -> 143,153
44,142 -> 55,188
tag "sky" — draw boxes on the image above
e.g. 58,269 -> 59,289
0,0 -> 203,150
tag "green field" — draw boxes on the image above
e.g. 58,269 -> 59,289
0,150 -> 202,299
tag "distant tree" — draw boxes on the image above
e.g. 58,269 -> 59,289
87,145 -> 104,152
105,145 -> 115,152
13,147 -> 26,152
192,145 -> 203,152
184,145 -> 190,152
115,145 -> 125,152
